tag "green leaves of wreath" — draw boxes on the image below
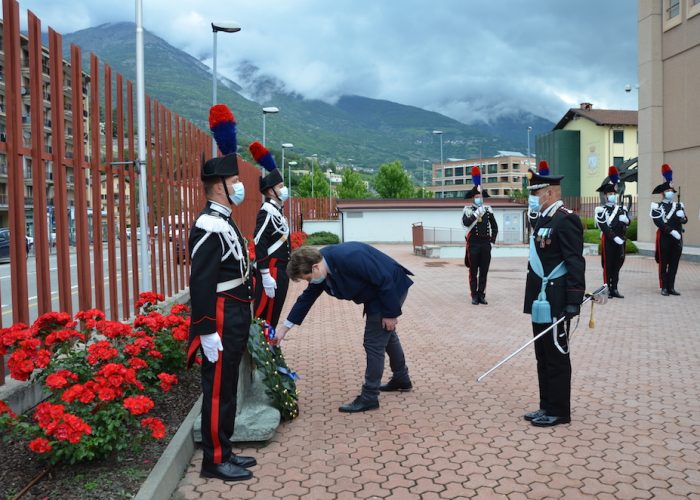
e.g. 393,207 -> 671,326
247,319 -> 299,421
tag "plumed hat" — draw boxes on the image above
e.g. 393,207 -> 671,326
526,160 -> 564,191
249,141 -> 283,193
209,104 -> 237,155
596,166 -> 620,194
652,163 -> 677,194
200,153 -> 239,181
464,166 -> 490,199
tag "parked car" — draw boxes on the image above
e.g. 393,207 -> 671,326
0,228 -> 32,263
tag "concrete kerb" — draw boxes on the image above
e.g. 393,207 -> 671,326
135,395 -> 202,500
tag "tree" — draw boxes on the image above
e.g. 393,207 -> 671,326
294,165 -> 329,198
414,187 -> 434,198
373,161 -> 416,199
336,168 -> 369,199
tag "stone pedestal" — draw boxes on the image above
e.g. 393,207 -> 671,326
193,328 -> 281,443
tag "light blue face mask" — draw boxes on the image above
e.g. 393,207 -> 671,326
607,194 -> 617,204
528,194 -> 541,212
664,191 -> 674,201
277,186 -> 289,202
474,197 -> 483,206
229,182 -> 245,206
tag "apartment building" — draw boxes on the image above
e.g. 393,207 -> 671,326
427,152 -> 534,199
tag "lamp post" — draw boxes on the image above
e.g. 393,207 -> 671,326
262,106 -> 279,147
422,160 -> 431,198
281,142 -> 293,181
310,154 -> 318,198
433,130 -> 444,198
288,160 -> 297,230
211,21 -> 241,157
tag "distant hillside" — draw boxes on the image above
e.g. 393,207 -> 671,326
62,22 -> 554,175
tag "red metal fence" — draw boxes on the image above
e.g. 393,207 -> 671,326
0,0 -> 264,384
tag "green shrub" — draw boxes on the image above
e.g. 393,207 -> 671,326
303,231 -> 340,246
583,229 -> 601,244
626,219 -> 637,241
626,240 -> 638,254
581,217 -> 597,230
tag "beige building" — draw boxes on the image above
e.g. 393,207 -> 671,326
544,104 -> 638,197
638,0 -> 700,247
427,153 -> 533,199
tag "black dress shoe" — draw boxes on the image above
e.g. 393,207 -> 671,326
228,454 -> 257,468
339,396 -> 379,413
669,289 -> 681,296
380,378 -> 413,392
610,289 -> 624,299
201,461 -> 253,481
661,289 -> 669,296
471,297 -> 479,305
523,409 -> 546,421
478,295 -> 488,305
531,415 -> 571,427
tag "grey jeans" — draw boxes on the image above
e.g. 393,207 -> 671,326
361,312 -> 410,402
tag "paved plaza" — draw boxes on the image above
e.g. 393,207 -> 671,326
175,245 -> 700,499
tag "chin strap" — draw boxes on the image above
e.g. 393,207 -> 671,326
221,178 -> 233,206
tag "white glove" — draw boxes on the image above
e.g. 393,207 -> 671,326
613,236 -> 624,245
261,270 -> 277,298
477,206 -> 486,217
618,214 -> 629,224
676,210 -> 685,218
670,230 -> 681,240
200,333 -> 223,363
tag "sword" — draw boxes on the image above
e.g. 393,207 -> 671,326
476,284 -> 609,382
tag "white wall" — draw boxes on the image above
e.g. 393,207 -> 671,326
302,220 -> 342,237
339,207 -> 525,243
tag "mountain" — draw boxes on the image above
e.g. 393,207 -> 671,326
62,22 -> 554,176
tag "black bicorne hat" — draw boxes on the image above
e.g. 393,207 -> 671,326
526,160 -> 564,191
200,153 -> 239,181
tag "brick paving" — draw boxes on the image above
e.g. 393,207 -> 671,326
174,245 -> 700,499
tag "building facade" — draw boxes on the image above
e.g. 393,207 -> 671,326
537,103 -> 638,198
427,153 -> 533,199
638,0 -> 700,247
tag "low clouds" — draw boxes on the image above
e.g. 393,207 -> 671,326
18,0 -> 638,123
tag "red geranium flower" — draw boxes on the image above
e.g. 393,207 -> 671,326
128,357 -> 148,370
141,417 -> 166,439
95,320 -> 133,339
75,309 -> 106,329
157,372 -> 178,392
46,370 -> 78,390
86,340 -> 119,365
45,329 -> 85,347
170,303 -> 189,315
29,437 -> 53,454
0,323 -> 32,355
136,292 -> 165,309
0,400 -> 16,418
123,395 -> 155,415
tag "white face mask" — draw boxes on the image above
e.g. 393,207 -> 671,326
474,197 -> 483,206
277,186 -> 289,202
663,191 -> 674,201
607,194 -> 617,204
229,181 -> 245,205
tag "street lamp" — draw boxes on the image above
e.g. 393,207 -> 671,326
433,130 -> 444,198
310,154 -> 318,198
211,21 -> 241,157
262,106 -> 279,147
281,142 -> 293,181
422,160 -> 431,198
288,161 -> 297,230
527,126 -> 532,168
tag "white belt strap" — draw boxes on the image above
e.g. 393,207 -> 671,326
216,278 -> 244,292
267,234 -> 288,255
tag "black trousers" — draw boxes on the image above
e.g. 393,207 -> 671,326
657,234 -> 682,290
200,298 -> 251,465
254,259 -> 290,329
465,238 -> 492,298
601,234 -> 625,289
532,320 -> 571,418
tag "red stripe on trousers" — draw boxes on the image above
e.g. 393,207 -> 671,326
255,258 -> 278,321
601,234 -> 608,284
210,296 -> 225,464
656,229 -> 663,288
466,233 -> 474,295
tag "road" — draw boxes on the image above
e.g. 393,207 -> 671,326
0,243 -> 139,325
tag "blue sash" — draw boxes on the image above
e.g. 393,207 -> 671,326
529,235 -> 567,324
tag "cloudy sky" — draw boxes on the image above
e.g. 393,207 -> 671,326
17,0 -> 638,123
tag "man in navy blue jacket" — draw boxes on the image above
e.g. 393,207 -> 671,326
273,242 -> 414,412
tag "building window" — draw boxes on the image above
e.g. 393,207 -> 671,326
667,0 -> 680,19
454,167 -> 464,176
455,179 -> 464,185
664,0 -> 682,29
690,0 -> 700,19
444,168 -> 453,177
613,157 -> 624,167
613,130 -> 624,143
487,164 -> 497,174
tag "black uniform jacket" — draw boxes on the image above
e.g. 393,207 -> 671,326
523,204 -> 586,318
651,201 -> 688,240
254,199 -> 291,270
462,205 -> 498,243
595,203 -> 629,239
188,201 -> 252,341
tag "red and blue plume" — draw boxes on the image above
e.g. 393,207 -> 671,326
209,104 -> 237,155
471,166 -> 481,187
608,166 -> 620,184
249,141 -> 277,172
538,160 -> 550,176
661,163 -> 672,182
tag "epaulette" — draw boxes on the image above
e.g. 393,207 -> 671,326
195,213 -> 230,233
650,202 -> 659,210
557,207 -> 573,214
594,206 -> 606,220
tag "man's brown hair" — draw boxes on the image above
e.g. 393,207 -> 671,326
287,246 -> 323,281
